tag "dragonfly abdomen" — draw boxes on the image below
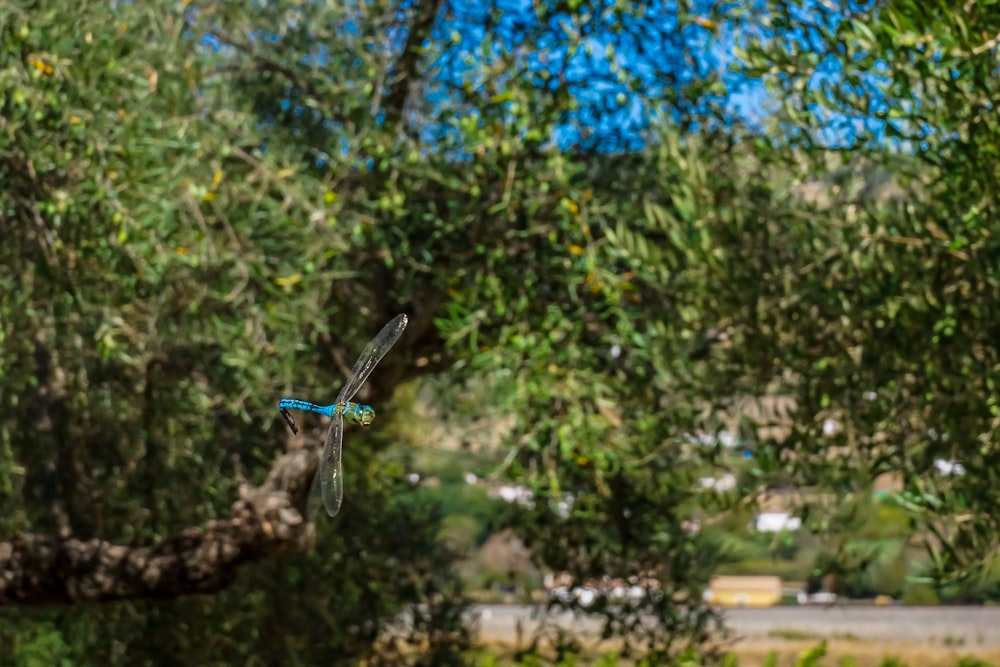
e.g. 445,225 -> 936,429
278,398 -> 336,417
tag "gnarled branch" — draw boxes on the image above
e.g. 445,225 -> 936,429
0,448 -> 317,605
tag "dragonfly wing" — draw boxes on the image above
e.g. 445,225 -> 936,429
316,411 -> 345,517
306,457 -> 325,521
335,313 -> 408,404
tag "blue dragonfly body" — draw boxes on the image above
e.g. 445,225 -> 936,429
279,313 -> 408,517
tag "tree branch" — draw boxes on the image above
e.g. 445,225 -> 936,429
207,31 -> 322,101
383,0 -> 445,129
0,448 -> 318,605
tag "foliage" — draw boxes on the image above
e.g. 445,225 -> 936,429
901,583 -> 940,607
6,0 -> 1000,662
0,0 -> 469,664
727,0 -> 1000,589
1,0 -> 735,662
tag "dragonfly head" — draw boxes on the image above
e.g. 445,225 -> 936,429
355,404 -> 376,426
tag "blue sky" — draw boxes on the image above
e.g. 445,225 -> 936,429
429,0 -> 727,152
199,0 -> 899,154
422,0 -> 899,152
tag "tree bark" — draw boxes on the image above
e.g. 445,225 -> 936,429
0,448 -> 317,605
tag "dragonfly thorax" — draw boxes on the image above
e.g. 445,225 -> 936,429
342,402 -> 376,426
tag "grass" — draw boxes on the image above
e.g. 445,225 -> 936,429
472,638 -> 1000,667
729,640 -> 1000,667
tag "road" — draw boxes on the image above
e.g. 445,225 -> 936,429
472,604 -> 1000,647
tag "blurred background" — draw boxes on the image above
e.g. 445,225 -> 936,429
3,0 -> 1000,665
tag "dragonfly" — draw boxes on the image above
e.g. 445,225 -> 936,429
279,313 -> 408,518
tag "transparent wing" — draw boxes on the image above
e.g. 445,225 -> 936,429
306,457 -> 325,520
311,410 -> 345,518
335,313 -> 408,405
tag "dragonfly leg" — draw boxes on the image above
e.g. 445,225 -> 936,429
280,407 -> 299,434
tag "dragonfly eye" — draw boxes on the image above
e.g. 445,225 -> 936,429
357,405 -> 376,426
